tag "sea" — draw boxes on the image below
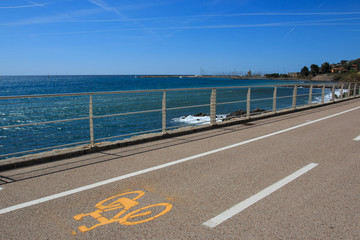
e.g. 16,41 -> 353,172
0,75 -> 334,159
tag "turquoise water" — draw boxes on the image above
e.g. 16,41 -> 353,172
0,75 -> 329,158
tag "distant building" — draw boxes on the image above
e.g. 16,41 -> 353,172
288,72 -> 300,78
351,64 -> 359,71
331,67 -> 348,73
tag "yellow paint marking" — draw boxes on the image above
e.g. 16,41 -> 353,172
121,203 -> 172,226
73,190 -> 172,233
165,196 -> 177,202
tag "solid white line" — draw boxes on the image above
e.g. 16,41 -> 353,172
354,135 -> 360,141
203,163 -> 319,228
0,106 -> 359,215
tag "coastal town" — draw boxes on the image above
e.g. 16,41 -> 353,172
140,58 -> 360,82
288,58 -> 360,81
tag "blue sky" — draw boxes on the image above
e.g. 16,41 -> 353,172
0,0 -> 359,75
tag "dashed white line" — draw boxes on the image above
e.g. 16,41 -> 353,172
203,163 -> 319,228
0,106 -> 359,215
353,135 -> 360,141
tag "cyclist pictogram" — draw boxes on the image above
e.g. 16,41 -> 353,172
73,190 -> 173,233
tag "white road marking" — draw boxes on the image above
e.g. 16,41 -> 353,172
0,187 -> 3,190
0,106 -> 359,215
353,135 -> 360,141
203,163 -> 319,228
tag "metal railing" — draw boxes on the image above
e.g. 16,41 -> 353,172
0,82 -> 359,159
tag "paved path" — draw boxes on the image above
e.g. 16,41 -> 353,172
0,99 -> 359,239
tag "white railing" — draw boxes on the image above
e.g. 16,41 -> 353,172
0,82 -> 359,159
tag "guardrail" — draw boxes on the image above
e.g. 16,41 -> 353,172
0,82 -> 359,160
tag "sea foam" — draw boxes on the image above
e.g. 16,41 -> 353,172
172,114 -> 227,125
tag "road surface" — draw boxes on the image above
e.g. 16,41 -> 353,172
0,98 -> 359,239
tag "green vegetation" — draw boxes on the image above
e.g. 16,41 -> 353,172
299,58 -> 360,82
310,64 -> 320,76
301,66 -> 310,77
333,70 -> 360,82
264,73 -> 289,78
321,62 -> 330,73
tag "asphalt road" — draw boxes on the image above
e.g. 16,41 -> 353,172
0,99 -> 359,239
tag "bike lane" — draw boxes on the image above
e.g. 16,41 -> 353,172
0,100 -> 359,239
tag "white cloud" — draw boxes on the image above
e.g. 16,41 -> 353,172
170,17 -> 360,30
284,26 -> 296,39
87,0 -> 162,40
88,0 -> 121,14
0,2 -> 50,9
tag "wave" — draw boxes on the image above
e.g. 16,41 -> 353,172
313,89 -> 348,103
172,114 -> 227,125
173,88 -> 350,126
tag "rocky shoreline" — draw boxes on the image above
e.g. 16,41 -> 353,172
223,107 -> 266,120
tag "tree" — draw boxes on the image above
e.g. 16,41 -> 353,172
301,66 -> 310,77
310,64 -> 320,76
321,62 -> 330,73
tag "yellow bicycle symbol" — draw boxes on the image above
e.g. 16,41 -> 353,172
73,190 -> 173,233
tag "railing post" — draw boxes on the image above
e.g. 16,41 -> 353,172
246,88 -> 251,118
89,94 -> 95,148
292,85 -> 297,109
321,85 -> 325,104
340,83 -> 344,99
210,88 -> 217,125
273,86 -> 277,113
353,83 -> 357,97
162,91 -> 166,134
332,85 -> 335,102
308,85 -> 313,106
347,83 -> 351,98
